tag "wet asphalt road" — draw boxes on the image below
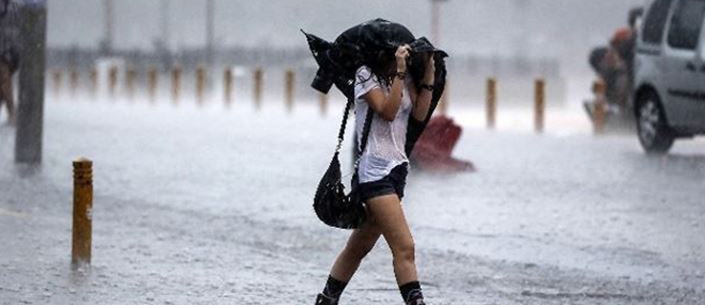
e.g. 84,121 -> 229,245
1,97 -> 704,304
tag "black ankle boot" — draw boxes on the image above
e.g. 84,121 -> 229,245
407,299 -> 426,305
315,293 -> 338,305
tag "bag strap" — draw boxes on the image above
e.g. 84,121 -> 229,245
334,98 -> 355,153
355,106 -> 374,170
334,97 -> 374,171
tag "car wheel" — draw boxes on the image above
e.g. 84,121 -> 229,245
636,92 -> 674,154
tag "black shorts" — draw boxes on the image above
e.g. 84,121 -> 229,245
358,163 -> 409,202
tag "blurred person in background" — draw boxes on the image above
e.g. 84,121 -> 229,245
587,6 -> 642,115
0,0 -> 20,125
606,28 -> 632,109
314,45 -> 436,305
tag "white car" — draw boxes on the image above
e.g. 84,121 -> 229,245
633,0 -> 705,153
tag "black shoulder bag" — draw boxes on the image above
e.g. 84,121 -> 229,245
313,97 -> 374,229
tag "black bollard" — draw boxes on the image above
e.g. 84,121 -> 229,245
15,2 -> 48,164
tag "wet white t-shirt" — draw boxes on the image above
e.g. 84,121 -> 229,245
354,66 -> 412,183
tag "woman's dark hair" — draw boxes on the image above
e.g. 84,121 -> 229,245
365,49 -> 396,86
365,48 -> 431,88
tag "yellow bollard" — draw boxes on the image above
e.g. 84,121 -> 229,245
89,67 -> 98,96
319,92 -> 328,117
593,79 -> 607,135
285,69 -> 294,112
71,157 -> 93,270
126,65 -> 136,100
52,69 -> 62,95
171,65 -> 181,104
253,67 -> 263,109
223,68 -> 233,105
108,66 -> 118,97
486,78 -> 497,129
196,64 -> 206,104
69,68 -> 79,95
147,65 -> 158,102
534,78 -> 545,133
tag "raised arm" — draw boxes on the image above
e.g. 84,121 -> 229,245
411,54 -> 435,122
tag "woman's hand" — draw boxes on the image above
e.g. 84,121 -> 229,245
423,54 -> 435,84
395,45 -> 411,73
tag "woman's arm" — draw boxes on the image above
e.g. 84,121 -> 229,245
362,45 -> 410,122
411,55 -> 435,122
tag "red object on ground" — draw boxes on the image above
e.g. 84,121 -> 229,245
410,115 -> 475,172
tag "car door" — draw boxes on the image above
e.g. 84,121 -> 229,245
661,0 -> 705,129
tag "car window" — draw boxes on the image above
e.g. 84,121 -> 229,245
642,0 -> 675,44
667,0 -> 705,50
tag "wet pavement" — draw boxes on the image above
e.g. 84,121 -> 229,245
1,96 -> 704,304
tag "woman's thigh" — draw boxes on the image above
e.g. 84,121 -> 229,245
365,194 -> 413,252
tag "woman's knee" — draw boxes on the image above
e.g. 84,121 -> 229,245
342,240 -> 375,261
391,238 -> 415,263
358,241 -> 378,258
342,227 -> 380,261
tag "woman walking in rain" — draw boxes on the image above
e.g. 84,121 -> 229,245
314,34 -> 438,305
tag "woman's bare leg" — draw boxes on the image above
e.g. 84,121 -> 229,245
316,220 -> 381,303
365,194 -> 417,285
329,220 -> 381,282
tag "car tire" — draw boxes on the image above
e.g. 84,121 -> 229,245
636,92 -> 674,154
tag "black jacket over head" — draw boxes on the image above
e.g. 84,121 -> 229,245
302,18 -> 449,156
